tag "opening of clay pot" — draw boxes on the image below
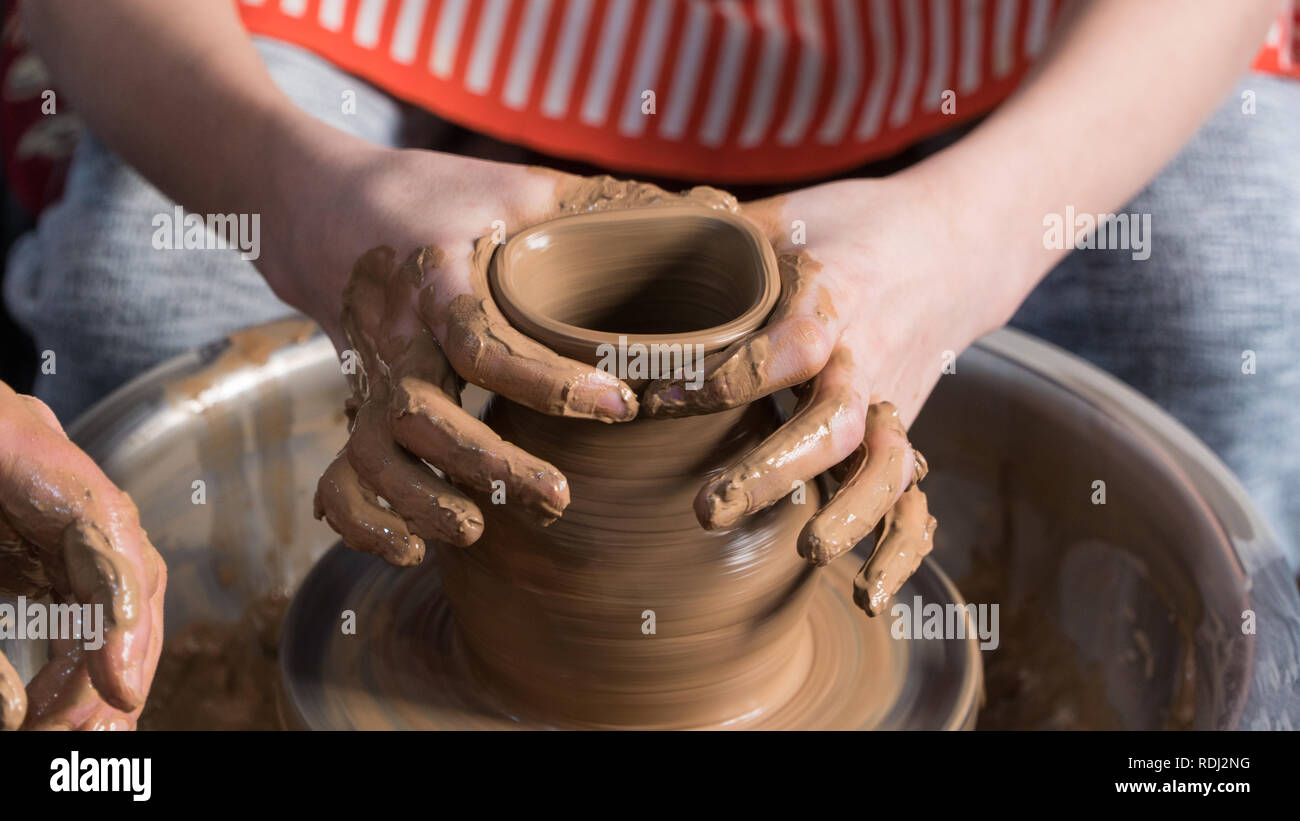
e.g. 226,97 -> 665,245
489,205 -> 779,364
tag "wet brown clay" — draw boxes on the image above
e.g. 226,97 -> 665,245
438,205 -> 815,727
289,180 -> 980,730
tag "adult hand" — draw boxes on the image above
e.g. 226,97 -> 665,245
0,382 -> 165,729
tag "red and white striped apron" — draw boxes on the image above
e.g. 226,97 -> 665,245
4,1 -> 1297,213
235,0 -> 1300,182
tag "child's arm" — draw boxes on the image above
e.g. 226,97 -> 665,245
915,0 -> 1282,319
643,0 -> 1280,606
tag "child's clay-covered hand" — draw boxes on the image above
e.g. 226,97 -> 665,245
313,244 -> 601,563
643,176 -> 1000,616
301,154 -> 647,564
0,382 -> 166,729
299,151 -> 792,564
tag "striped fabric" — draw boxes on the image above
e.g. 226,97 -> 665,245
236,0 -> 1298,182
1254,1 -> 1300,77
233,0 -> 1064,181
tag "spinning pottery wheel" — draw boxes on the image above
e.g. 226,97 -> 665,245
280,542 -> 979,729
283,205 -> 982,730
23,217 -> 1282,730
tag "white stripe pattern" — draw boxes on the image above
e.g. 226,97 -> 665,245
541,0 -> 595,117
618,0 -> 675,136
817,0 -> 864,143
991,0 -> 1018,78
1024,0 -> 1051,58
737,0 -> 788,147
465,0 -> 512,94
777,0 -> 824,145
354,0 -> 388,49
580,0 -> 635,126
430,0 -> 470,78
699,0 -> 750,146
922,0 -> 952,112
390,0 -> 429,64
319,0 -> 348,32
503,0 -> 554,109
889,0 -> 923,127
236,0 -> 1082,157
660,0 -> 712,139
959,0 -> 985,93
855,0 -> 895,140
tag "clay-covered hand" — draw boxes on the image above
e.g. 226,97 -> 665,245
300,154 -> 641,564
0,382 -> 166,729
643,177 -> 1002,616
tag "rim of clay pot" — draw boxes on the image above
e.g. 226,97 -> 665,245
488,205 -> 780,364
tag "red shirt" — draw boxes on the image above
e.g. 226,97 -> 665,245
4,0 -> 1298,212
233,0 -> 1300,181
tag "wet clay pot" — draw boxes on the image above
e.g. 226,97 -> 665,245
279,205 -> 979,730
442,205 -> 818,728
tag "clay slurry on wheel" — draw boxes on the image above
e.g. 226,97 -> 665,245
281,542 -> 981,729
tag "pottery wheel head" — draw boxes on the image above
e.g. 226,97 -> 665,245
278,544 -> 981,730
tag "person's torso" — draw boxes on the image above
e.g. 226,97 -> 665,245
234,0 -> 1300,182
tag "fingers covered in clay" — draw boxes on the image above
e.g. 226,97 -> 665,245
424,286 -> 638,423
346,399 -> 484,547
0,510 -> 50,598
331,243 -> 588,554
0,381 -> 166,726
68,497 -> 161,717
18,394 -> 66,437
20,639 -> 137,730
0,649 -> 26,730
644,315 -> 834,418
329,245 -> 531,556
60,520 -> 145,711
314,452 -> 427,566
693,351 -> 865,529
852,486 -> 937,616
797,402 -> 917,566
19,642 -> 92,729
342,246 -> 444,378
643,250 -> 837,417
390,376 -> 569,522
